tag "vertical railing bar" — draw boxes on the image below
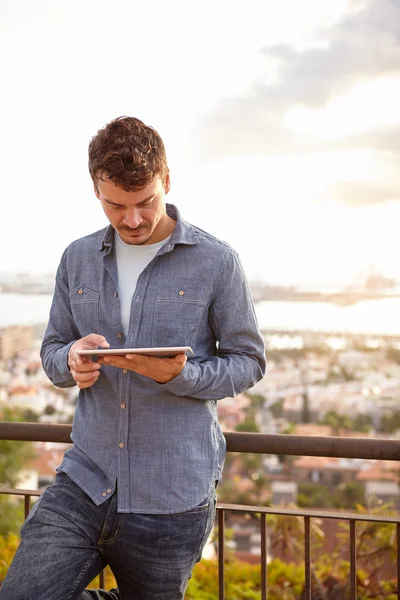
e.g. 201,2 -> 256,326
397,523 -> 400,600
261,512 -> 267,600
304,516 -> 311,600
304,515 -> 311,600
24,494 -> 31,519
218,508 -> 225,600
99,569 -> 105,589
350,520 -> 357,600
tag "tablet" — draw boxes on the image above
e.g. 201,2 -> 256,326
76,346 -> 194,358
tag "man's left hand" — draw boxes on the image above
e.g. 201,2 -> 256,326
98,352 -> 187,383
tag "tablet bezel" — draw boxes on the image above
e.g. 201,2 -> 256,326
76,346 -> 193,358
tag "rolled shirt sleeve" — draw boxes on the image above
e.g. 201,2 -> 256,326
162,249 -> 266,400
40,252 -> 78,388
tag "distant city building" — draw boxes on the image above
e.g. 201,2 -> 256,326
0,325 -> 34,360
365,481 -> 400,510
271,481 -> 298,505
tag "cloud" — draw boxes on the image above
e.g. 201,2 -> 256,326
329,181 -> 400,206
342,124 -> 400,153
193,0 -> 400,161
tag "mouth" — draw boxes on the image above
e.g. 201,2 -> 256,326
122,227 -> 148,235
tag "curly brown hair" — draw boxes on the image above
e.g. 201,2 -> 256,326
88,116 -> 168,191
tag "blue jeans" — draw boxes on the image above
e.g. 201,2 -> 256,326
0,473 -> 216,600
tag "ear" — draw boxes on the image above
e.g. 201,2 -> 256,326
93,183 -> 100,199
164,172 -> 170,195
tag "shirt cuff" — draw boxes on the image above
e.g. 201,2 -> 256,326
55,341 -> 77,386
160,361 -> 200,396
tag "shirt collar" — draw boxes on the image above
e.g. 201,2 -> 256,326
99,203 -> 198,251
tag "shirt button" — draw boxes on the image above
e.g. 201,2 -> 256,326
122,369 -> 128,375
116,332 -> 123,339
78,288 -> 83,295
102,492 -> 107,497
120,403 -> 126,409
179,290 -> 184,296
119,442 -> 125,448
114,291 -> 118,297
107,488 -> 112,494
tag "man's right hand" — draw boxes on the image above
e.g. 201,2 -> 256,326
68,334 -> 110,389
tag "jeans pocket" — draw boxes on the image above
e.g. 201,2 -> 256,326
195,493 -> 216,564
184,499 -> 210,515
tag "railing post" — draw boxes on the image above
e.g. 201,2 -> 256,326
350,520 -> 357,600
24,494 -> 31,519
99,570 -> 105,589
397,523 -> 400,600
218,508 -> 225,600
304,515 -> 311,600
260,512 -> 267,600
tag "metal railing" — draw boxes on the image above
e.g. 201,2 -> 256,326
1,422 -> 400,599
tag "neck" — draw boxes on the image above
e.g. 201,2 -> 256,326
149,214 -> 176,244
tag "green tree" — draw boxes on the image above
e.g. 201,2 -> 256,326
301,390 -> 311,423
319,410 -> 352,434
386,348 -> 400,364
269,399 -> 283,419
332,482 -> 365,509
236,419 -> 259,433
21,408 -> 40,422
298,483 -> 333,509
245,393 -> 266,410
380,411 -> 400,434
352,414 -> 372,433
0,407 -> 35,535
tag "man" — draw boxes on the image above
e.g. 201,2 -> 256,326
0,116 -> 266,599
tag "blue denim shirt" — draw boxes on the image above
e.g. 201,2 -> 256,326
40,204 -> 266,513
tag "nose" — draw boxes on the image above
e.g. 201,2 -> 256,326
123,207 -> 143,229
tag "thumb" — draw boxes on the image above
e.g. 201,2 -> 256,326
84,334 -> 110,349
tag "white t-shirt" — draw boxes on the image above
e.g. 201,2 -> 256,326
115,233 -> 171,335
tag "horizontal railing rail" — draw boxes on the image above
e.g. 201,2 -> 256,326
1,422 -> 400,599
1,421 -> 400,460
217,504 -> 400,600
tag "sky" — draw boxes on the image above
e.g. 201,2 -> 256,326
1,0 -> 400,287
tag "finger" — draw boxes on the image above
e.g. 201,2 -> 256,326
158,354 -> 187,368
71,360 -> 101,372
174,353 -> 187,364
99,356 -> 131,368
72,370 -> 100,383
124,354 -> 159,364
77,377 -> 98,389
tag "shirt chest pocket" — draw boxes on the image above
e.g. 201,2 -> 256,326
152,287 -> 207,349
69,285 -> 101,337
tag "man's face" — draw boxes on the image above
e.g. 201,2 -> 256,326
95,174 -> 171,245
